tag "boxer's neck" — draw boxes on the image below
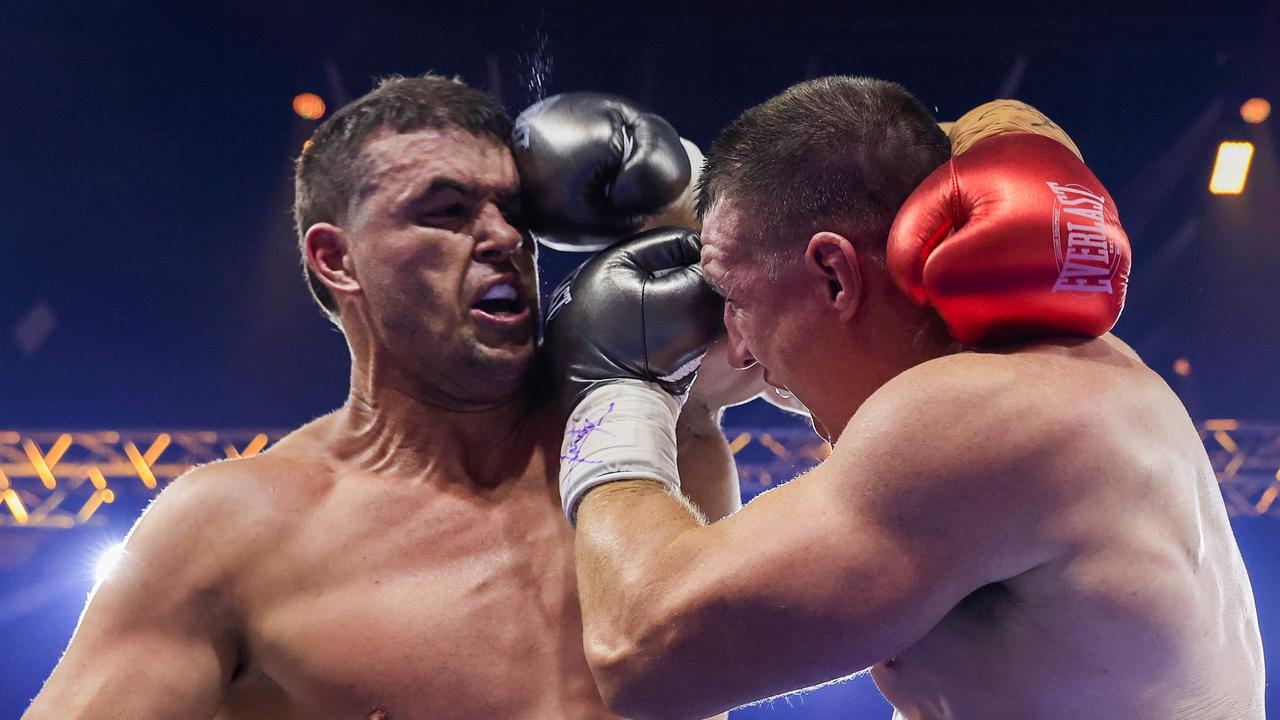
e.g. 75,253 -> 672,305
819,306 -> 962,444
334,371 -> 544,488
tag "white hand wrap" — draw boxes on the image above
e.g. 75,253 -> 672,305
559,380 -> 682,526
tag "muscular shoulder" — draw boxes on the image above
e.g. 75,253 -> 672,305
854,341 -> 1146,466
846,351 -> 1056,472
810,351 -> 1083,588
831,348 -> 1113,539
132,459 -> 274,580
130,435 -> 334,583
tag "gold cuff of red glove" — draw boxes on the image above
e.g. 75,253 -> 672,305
947,99 -> 1084,161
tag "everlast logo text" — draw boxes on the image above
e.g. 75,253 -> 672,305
1046,181 -> 1118,294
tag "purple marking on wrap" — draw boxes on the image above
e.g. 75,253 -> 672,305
561,401 -> 617,473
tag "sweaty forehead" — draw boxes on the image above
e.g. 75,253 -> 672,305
358,127 -> 517,201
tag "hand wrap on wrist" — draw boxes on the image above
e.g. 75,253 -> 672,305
559,380 -> 681,525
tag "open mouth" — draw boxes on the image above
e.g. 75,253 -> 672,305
472,297 -> 525,315
471,281 -> 530,320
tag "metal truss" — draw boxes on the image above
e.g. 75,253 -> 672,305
1,421 -> 1277,529
0,431 -> 281,528
1199,420 -> 1280,518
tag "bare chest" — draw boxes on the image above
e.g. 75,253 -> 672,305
228,488 -> 615,720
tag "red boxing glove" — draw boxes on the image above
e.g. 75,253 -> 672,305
886,132 -> 1131,346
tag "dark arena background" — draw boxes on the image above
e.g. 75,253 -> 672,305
3,2 -> 1279,717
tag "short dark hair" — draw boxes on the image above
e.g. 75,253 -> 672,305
697,76 -> 950,277
293,73 -> 513,319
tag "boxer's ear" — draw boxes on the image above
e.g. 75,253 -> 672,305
804,231 -> 861,323
305,223 -> 361,298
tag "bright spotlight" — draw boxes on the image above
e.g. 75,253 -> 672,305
1209,141 -> 1254,195
95,542 -> 126,584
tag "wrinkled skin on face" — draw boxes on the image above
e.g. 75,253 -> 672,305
341,127 -> 540,408
699,199 -> 837,438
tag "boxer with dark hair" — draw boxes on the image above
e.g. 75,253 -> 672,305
696,76 -> 950,281
552,77 -> 1264,719
25,74 -> 745,720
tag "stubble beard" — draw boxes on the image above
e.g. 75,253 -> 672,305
408,330 -> 535,410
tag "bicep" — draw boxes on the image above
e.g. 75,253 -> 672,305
662,424 -> 1061,709
26,474 -> 240,718
664,463 -> 969,701
27,600 -> 232,719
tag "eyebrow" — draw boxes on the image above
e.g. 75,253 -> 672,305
406,177 -> 520,209
407,177 -> 472,206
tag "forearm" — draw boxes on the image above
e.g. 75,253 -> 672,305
605,400 -> 738,640
676,403 -> 741,522
576,482 -> 702,620
574,481 -> 714,714
575,482 -> 820,718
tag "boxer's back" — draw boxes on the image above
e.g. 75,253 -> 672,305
872,337 -> 1264,719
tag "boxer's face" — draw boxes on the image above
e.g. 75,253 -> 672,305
343,127 -> 538,403
701,198 -> 831,427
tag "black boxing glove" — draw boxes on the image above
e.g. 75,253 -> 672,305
514,92 -> 693,251
543,227 -> 724,522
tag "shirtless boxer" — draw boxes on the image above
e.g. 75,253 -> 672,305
23,75 -> 754,719
546,77 -> 1265,718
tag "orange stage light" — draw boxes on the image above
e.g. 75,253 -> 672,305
1241,98 -> 1271,124
293,93 -> 326,120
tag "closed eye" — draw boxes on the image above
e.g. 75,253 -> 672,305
705,276 -> 730,300
499,201 -> 525,228
419,203 -> 469,227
